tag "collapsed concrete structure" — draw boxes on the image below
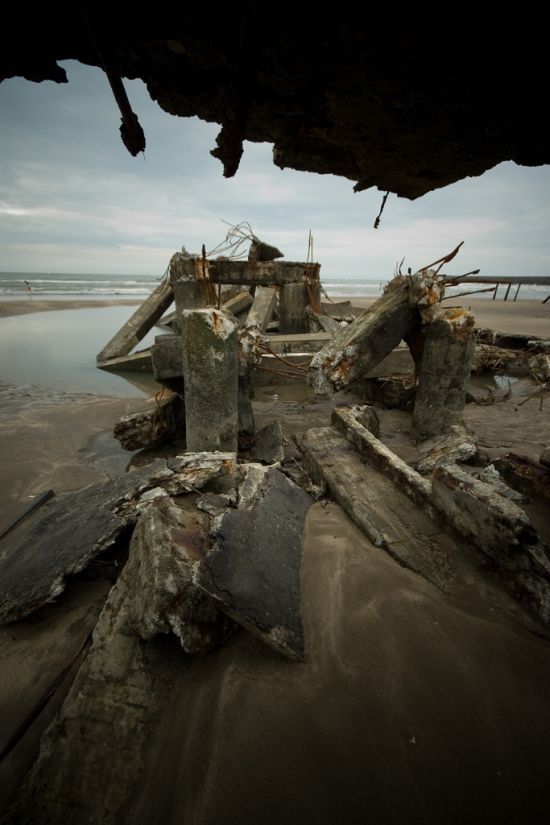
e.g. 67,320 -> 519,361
2,239 -> 550,822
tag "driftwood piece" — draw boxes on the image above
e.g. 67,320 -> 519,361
196,466 -> 312,660
96,280 -> 173,363
113,393 -> 184,451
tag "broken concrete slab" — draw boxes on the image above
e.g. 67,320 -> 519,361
181,308 -> 239,452
300,426 -> 454,589
223,290 -> 253,318
248,238 -> 284,262
4,521 -> 185,823
196,466 -> 312,660
540,448 -> 550,468
0,454 -> 237,625
331,406 -> 433,513
125,497 -> 235,653
412,309 -> 475,443
416,426 -> 478,475
97,348 -> 153,373
207,259 -> 320,286
96,279 -> 174,363
475,464 -> 527,503
307,276 -> 421,394
151,334 -> 184,386
237,359 -> 256,450
307,307 -> 342,336
251,421 -> 285,464
0,460 -> 175,625
279,282 -> 312,334
245,286 -> 277,332
431,463 -> 538,563
320,300 -> 355,321
493,453 -> 550,503
114,393 -> 185,451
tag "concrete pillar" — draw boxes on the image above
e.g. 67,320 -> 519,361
181,309 -> 238,452
170,253 -> 207,329
412,309 -> 475,443
279,282 -> 320,333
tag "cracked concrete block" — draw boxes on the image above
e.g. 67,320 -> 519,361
196,467 -> 312,660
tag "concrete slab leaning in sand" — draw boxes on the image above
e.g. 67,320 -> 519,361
300,426 -> 454,589
196,465 -> 312,660
412,308 -> 475,444
245,286 -> 277,333
96,279 -> 174,363
181,308 -> 239,453
223,290 -> 253,318
307,280 -> 419,395
0,454 -> 236,625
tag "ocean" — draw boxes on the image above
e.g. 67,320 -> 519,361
0,271 -> 548,301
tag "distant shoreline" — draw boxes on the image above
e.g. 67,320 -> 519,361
1,295 -> 548,336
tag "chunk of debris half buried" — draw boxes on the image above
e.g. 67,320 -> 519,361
195,465 -> 312,660
0,454 -> 236,625
125,496 -> 236,653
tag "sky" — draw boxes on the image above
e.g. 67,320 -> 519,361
1,59 -> 550,282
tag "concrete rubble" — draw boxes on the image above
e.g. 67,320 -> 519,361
4,240 -> 550,821
196,465 -> 312,660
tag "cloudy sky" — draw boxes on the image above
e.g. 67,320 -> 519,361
1,60 -> 549,282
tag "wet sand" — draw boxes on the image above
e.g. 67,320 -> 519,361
0,298 -> 141,318
337,296 -> 550,337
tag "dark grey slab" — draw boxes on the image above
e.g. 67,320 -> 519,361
0,460 -> 175,625
197,468 -> 312,660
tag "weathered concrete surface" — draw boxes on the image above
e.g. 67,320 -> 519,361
97,280 -> 174,363
431,463 -> 538,562
301,426 -> 454,589
125,497 -> 235,652
208,260 -> 320,286
96,348 -> 152,373
0,460 -> 174,625
223,290 -> 253,318
494,453 -> 550,503
307,279 -> 419,395
412,309 -> 475,443
251,421 -> 285,464
181,308 -> 238,452
475,464 -> 526,503
331,406 -> 433,513
279,282 -> 311,334
307,308 -> 342,336
0,455 -> 236,625
321,300 -> 355,321
197,467 -> 312,660
151,334 -> 184,384
245,286 -> 277,332
169,252 -> 207,326
541,448 -> 550,468
4,531 -> 184,824
416,426 -> 478,475
113,393 -> 184,451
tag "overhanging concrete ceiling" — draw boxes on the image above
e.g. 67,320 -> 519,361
1,4 -> 547,199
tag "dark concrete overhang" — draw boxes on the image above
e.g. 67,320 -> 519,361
1,3 -> 547,198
